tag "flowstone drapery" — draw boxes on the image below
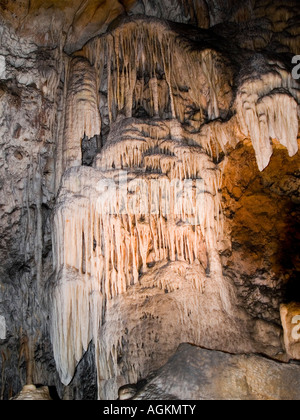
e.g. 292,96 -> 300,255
49,17 -> 299,398
51,117 -> 223,387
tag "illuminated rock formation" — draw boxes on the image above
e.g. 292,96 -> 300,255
51,118 -> 223,387
0,0 -> 299,401
49,16 -> 299,398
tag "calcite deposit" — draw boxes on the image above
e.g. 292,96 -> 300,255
0,0 -> 299,401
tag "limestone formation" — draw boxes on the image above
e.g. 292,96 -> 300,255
10,385 -> 52,401
130,343 -> 300,401
0,0 -> 299,401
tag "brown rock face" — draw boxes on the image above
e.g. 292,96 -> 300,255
222,142 -> 300,323
0,0 -> 299,401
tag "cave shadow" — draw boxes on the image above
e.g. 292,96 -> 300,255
276,201 -> 300,304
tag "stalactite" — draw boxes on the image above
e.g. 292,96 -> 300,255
51,266 -> 103,386
78,19 -> 232,137
51,113 -> 223,387
235,63 -> 299,171
63,57 -> 101,171
50,17 -> 299,397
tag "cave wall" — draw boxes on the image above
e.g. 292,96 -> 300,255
0,0 -> 299,400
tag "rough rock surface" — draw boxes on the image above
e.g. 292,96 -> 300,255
0,0 -> 299,401
131,343 -> 300,400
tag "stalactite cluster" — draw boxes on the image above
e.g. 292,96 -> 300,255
48,16 -> 299,396
51,120 -> 222,386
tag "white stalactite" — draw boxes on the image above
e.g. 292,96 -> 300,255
51,116 -> 223,387
235,65 -> 299,171
78,19 -> 230,136
63,57 -> 101,170
50,19 -> 299,395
